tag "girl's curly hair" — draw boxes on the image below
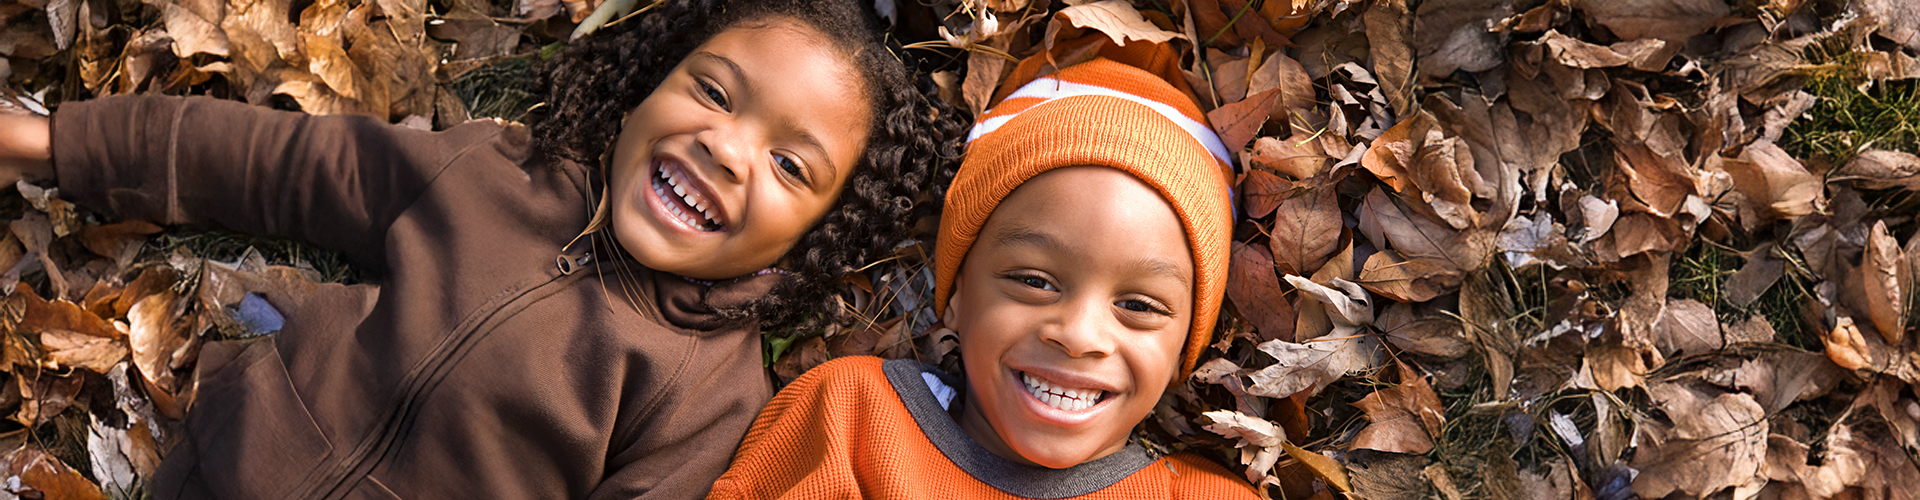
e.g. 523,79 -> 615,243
529,0 -> 968,334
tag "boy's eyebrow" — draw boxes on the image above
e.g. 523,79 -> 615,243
994,225 -> 1193,287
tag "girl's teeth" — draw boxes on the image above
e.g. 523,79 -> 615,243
673,184 -> 687,196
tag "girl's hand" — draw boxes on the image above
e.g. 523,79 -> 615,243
0,112 -> 53,185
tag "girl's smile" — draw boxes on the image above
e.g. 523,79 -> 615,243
607,20 -> 871,279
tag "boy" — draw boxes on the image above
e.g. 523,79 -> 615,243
707,38 -> 1257,499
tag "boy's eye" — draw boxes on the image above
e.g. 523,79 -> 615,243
775,154 -> 809,184
1117,298 -> 1172,316
1011,274 -> 1055,291
700,81 -> 729,111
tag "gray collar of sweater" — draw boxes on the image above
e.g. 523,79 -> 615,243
881,359 -> 1155,499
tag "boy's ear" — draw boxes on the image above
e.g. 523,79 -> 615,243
942,276 -> 963,332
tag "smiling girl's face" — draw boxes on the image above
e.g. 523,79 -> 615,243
606,19 -> 871,279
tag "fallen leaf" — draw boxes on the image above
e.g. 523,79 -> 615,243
1569,0 -> 1731,43
1840,149 -> 1920,191
2,445 -> 106,500
128,290 -> 189,392
1360,112 -> 1431,192
1412,0 -> 1511,77
1284,275 -> 1372,330
1249,136 -> 1331,181
1719,140 -> 1821,221
1357,249 -> 1460,303
1283,440 -> 1352,493
1241,168 -> 1294,218
1856,220 -> 1909,345
1496,212 -> 1571,269
1227,242 -> 1298,343
1202,409 -> 1286,447
1207,89 -> 1279,155
1362,0 -> 1414,116
1246,335 -> 1383,398
1270,184 -> 1342,277
1724,243 -> 1784,308
1650,298 -> 1720,357
1823,316 -> 1872,371
1629,382 -> 1767,499
1056,0 -> 1186,47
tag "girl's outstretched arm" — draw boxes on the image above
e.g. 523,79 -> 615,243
50,95 -> 501,273
0,112 -> 52,183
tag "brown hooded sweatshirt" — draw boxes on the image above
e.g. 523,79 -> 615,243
51,95 -> 775,499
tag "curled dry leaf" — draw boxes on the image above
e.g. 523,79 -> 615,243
1208,89 -> 1279,155
1358,249 -> 1460,303
1823,316 -> 1873,372
1054,0 -> 1186,47
1496,212 -> 1571,270
1650,298 -> 1720,357
1246,334 -> 1384,398
1350,364 -> 1445,454
2,445 -> 107,500
1283,275 -> 1372,330
1282,440 -> 1351,493
1856,220 -> 1909,345
127,289 -> 189,392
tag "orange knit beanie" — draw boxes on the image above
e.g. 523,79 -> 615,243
934,39 -> 1234,376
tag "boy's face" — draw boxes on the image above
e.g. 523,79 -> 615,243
947,166 -> 1193,469
606,20 -> 870,279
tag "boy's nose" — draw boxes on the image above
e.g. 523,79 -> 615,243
1041,299 -> 1117,358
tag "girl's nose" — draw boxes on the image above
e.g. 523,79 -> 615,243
693,127 -> 746,183
1040,298 -> 1117,358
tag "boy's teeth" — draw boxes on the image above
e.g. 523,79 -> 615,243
1021,372 -> 1102,412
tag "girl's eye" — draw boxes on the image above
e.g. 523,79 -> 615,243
775,154 -> 808,184
700,81 -> 729,111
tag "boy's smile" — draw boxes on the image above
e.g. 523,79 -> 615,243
607,20 -> 870,279
947,166 -> 1193,469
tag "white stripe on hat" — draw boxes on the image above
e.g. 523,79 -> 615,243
966,77 -> 1232,165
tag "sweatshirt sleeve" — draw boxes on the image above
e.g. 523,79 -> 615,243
49,95 -> 490,271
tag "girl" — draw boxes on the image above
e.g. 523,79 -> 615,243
0,0 -> 963,498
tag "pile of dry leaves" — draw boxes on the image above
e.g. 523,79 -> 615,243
6,0 -> 1920,498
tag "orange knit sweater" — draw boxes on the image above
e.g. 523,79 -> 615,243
708,357 -> 1259,499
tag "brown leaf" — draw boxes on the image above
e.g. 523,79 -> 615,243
1540,30 -> 1670,69
1270,184 -> 1341,277
962,48 -> 1010,119
128,290 -> 189,392
1857,220 -> 1909,345
76,220 -> 162,272
1228,242 -> 1297,343
771,335 -> 828,384
1247,335 -> 1383,398
154,1 -> 230,62
2,445 -> 106,500
1282,441 -> 1351,493
1357,249 -> 1459,303
1208,50 -> 1250,105
1362,0 -> 1414,116
41,330 -> 129,373
15,287 -> 121,341
10,212 -> 68,300
1382,316 -> 1471,358
1839,149 -> 1920,191
1720,140 -> 1821,221
1569,0 -> 1731,43
1249,136 -> 1331,181
1413,0 -> 1511,77
1496,212 -> 1572,270
1351,363 -> 1446,455
1650,298 -> 1720,357
1056,0 -> 1186,47
1629,382 -> 1767,499
1724,243 -> 1784,308
1823,316 -> 1873,372
1241,168 -> 1294,218
1360,112 -> 1430,193
1207,89 -> 1279,155
1613,142 -> 1697,218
